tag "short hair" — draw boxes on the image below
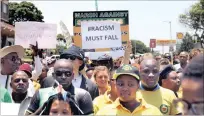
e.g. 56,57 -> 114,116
159,58 -> 170,65
183,54 -> 204,79
54,59 -> 73,71
189,48 -> 201,60
11,70 -> 30,80
93,66 -> 110,79
86,67 -> 95,73
179,51 -> 189,58
143,53 -> 154,60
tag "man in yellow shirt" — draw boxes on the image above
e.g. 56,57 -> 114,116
137,58 -> 181,115
96,64 -> 162,115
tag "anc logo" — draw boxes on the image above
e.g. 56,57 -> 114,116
122,65 -> 132,71
160,104 -> 169,114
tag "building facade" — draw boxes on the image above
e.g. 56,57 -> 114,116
1,0 -> 14,48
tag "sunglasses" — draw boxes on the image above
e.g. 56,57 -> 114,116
63,55 -> 83,61
55,71 -> 72,77
14,78 -> 28,83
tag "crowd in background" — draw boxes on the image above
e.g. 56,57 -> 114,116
0,42 -> 203,115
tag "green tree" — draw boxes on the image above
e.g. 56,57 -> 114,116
9,1 -> 44,25
179,0 -> 204,48
179,33 -> 194,53
131,40 -> 151,54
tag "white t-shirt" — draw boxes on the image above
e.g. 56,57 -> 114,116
72,74 -> 82,88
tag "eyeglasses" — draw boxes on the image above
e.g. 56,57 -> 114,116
174,98 -> 204,115
14,78 -> 28,83
55,71 -> 72,77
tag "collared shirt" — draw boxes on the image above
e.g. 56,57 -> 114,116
96,98 -> 162,115
139,81 -> 160,91
174,63 -> 183,72
137,86 -> 181,115
93,87 -> 113,114
11,88 -> 33,116
72,74 -> 82,88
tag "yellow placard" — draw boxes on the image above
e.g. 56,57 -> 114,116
156,40 -> 176,46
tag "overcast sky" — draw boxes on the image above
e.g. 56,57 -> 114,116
11,0 -> 198,53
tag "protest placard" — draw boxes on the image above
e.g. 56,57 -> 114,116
73,10 -> 129,52
15,22 -> 57,48
81,21 -> 122,49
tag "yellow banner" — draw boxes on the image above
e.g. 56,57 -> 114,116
156,40 -> 176,46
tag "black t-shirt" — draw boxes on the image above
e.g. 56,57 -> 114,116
26,84 -> 93,115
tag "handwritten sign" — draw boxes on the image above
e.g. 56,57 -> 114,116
15,22 -> 57,48
81,21 -> 122,49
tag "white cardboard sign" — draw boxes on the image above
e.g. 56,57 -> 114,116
81,21 -> 122,49
15,22 -> 57,48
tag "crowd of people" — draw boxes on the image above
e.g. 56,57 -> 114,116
0,41 -> 203,115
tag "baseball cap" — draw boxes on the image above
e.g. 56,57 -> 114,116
60,45 -> 84,60
18,63 -> 32,77
113,64 -> 140,81
60,45 -> 85,71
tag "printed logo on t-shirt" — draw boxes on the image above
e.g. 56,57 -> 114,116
160,104 -> 168,114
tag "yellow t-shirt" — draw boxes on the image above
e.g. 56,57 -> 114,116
177,87 -> 183,98
137,87 -> 180,115
96,98 -> 162,115
93,88 -> 113,114
32,80 -> 41,91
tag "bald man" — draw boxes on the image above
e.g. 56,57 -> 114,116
10,71 -> 33,115
25,59 -> 93,115
174,51 -> 189,72
137,58 -> 181,115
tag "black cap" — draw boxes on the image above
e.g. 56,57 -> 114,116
113,64 -> 140,81
159,64 -> 175,85
60,45 -> 85,71
60,45 -> 85,60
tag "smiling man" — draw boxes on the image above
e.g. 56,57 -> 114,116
137,58 -> 181,115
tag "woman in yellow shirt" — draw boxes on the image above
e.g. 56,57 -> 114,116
92,66 -> 110,95
96,65 -> 162,115
93,69 -> 118,114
